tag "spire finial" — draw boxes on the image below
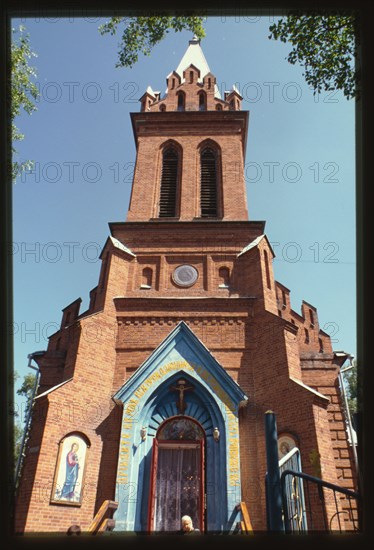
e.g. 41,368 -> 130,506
190,34 -> 200,44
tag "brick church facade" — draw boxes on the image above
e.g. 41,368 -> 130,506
15,37 -> 357,534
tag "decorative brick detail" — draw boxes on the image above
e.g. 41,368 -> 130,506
117,316 -> 246,349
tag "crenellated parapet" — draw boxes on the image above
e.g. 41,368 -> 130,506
139,37 -> 242,113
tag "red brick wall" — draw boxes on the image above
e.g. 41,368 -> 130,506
15,221 -> 357,533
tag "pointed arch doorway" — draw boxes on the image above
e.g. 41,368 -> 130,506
113,322 -> 248,533
148,417 -> 205,533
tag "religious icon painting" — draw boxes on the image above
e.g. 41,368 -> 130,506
50,433 -> 90,506
277,433 -> 298,459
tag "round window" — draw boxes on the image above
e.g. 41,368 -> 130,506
172,265 -> 198,287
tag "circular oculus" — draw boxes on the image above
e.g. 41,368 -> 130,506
173,264 -> 198,287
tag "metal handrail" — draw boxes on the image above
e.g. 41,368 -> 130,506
281,470 -> 360,499
280,469 -> 361,533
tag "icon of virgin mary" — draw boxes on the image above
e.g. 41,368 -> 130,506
60,442 -> 80,500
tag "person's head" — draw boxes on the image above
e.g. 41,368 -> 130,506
181,515 -> 193,532
71,443 -> 78,452
67,524 -> 81,535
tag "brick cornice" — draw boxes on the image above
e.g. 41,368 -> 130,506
109,220 -> 266,241
130,110 -> 249,156
113,296 -> 256,314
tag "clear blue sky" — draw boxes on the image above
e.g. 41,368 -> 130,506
12,16 -> 356,416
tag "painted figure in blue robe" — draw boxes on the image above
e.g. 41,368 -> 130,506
60,442 -> 79,499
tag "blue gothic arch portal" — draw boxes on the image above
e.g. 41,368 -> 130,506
112,322 -> 248,533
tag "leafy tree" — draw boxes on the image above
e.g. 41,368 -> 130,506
14,423 -> 24,466
12,372 -> 22,466
99,15 -> 358,101
99,16 -> 205,68
344,360 -> 358,416
268,14 -> 359,99
13,371 -> 36,469
17,372 -> 37,420
11,25 -> 39,182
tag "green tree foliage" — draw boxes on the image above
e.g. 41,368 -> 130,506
11,25 -> 39,182
344,360 -> 358,415
17,372 -> 37,420
99,15 -> 358,99
99,16 -> 206,68
14,423 -> 24,466
13,372 -> 22,466
269,14 -> 359,99
13,371 -> 36,469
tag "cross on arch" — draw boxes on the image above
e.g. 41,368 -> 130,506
169,378 -> 195,414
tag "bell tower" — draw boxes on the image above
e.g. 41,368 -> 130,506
109,36 -> 269,310
127,36 -> 249,222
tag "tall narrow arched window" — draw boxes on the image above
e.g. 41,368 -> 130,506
177,91 -> 185,111
159,147 -> 179,217
319,338 -> 324,352
309,308 -> 315,327
264,249 -> 271,289
200,147 -> 218,217
198,91 -> 207,111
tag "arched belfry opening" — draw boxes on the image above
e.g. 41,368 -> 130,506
200,144 -> 220,218
159,145 -> 180,218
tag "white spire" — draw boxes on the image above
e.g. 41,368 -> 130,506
175,38 -> 211,82
175,38 -> 221,99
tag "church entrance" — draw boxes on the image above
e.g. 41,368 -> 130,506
113,331 -> 247,533
148,417 -> 205,533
